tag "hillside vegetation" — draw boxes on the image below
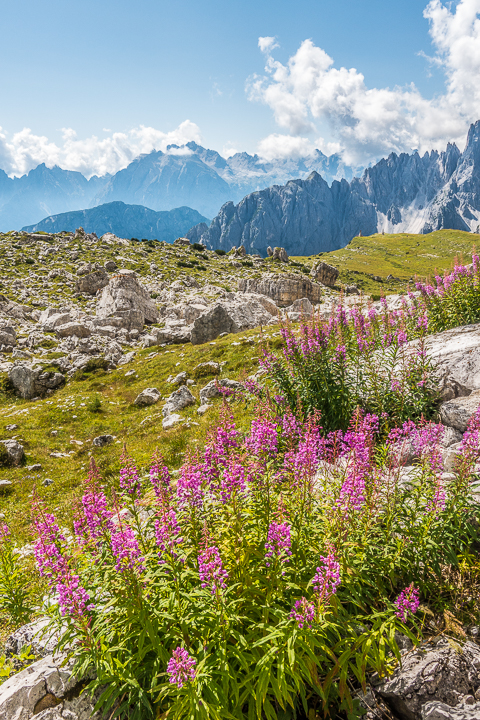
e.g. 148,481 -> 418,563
305,229 -> 480,295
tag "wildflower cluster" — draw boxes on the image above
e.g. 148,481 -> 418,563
262,297 -> 435,433
28,402 -> 480,720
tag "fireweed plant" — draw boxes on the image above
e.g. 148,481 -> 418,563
30,405 -> 480,720
260,300 -> 437,434
411,253 -> 480,333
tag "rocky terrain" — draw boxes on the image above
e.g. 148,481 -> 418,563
187,121 -> 480,256
22,203 -> 207,243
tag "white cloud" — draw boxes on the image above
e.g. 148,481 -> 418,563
0,120 -> 202,178
257,134 -> 317,161
249,0 -> 480,165
258,36 -> 279,54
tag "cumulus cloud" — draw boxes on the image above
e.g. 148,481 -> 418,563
0,120 -> 202,178
249,0 -> 480,165
258,36 -> 279,54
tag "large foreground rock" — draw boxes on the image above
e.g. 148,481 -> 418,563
376,638 -> 480,720
0,325 -> 16,349
9,363 -> 65,399
0,654 -> 104,720
440,391 -> 480,432
238,273 -> 323,306
190,298 -> 275,345
96,271 -> 159,329
423,323 -> 480,400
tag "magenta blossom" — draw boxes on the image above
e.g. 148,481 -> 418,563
312,550 -> 341,603
265,521 -> 292,567
167,647 -> 196,688
290,597 -> 315,629
57,573 -> 93,617
119,453 -> 141,498
198,545 -> 228,595
110,524 -> 144,574
394,583 -> 420,622
155,508 -> 182,561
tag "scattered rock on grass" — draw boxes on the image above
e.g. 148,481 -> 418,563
134,388 -> 161,406
0,439 -> 24,465
93,435 -> 114,448
163,386 -> 196,417
162,413 -> 183,430
199,379 -> 244,405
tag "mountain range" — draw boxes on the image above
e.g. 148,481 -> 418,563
0,144 -> 355,231
22,202 -> 207,242
186,121 -> 480,256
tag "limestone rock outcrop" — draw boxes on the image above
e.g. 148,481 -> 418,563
9,363 -> 65,399
238,273 -> 323,306
96,271 -> 159,330
310,261 -> 339,288
376,638 -> 480,720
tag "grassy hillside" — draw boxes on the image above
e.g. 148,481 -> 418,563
294,229 -> 480,296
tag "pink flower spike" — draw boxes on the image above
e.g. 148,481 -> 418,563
167,647 -> 196,688
394,583 -> 420,622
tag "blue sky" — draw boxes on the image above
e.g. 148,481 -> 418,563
0,0 -> 479,175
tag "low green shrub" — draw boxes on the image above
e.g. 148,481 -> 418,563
214,249 -> 226,256
87,395 -> 102,413
192,243 -> 205,252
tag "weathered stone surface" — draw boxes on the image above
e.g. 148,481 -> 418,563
0,439 -> 24,465
422,699 -> 480,719
440,391 -> 480,432
104,260 -> 117,272
190,299 -> 275,345
422,323 -> 480,401
162,413 -> 182,430
285,297 -> 314,317
55,322 -> 91,339
92,435 -> 114,448
0,325 -> 16,348
174,237 -> 191,246
96,271 -> 159,328
169,372 -> 188,386
75,270 -> 109,295
199,378 -> 244,405
0,653 -> 90,720
6,618 -> 58,658
40,312 -> 72,333
376,638 -> 480,720
310,261 -> 339,287
238,273 -> 323,306
272,246 -> 289,262
134,387 -> 161,406
163,385 -> 196,417
9,363 -> 65,399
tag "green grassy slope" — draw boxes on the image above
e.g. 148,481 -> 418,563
294,229 -> 480,296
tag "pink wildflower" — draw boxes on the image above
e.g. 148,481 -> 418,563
167,647 -> 196,688
394,583 -> 420,622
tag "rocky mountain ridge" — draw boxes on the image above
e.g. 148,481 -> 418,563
22,202 -> 207,242
0,145 -> 356,231
187,121 -> 480,256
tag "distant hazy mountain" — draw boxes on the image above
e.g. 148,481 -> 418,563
0,164 -> 107,231
92,143 -> 355,218
23,201 -> 207,242
186,121 -> 480,256
0,144 -> 358,230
